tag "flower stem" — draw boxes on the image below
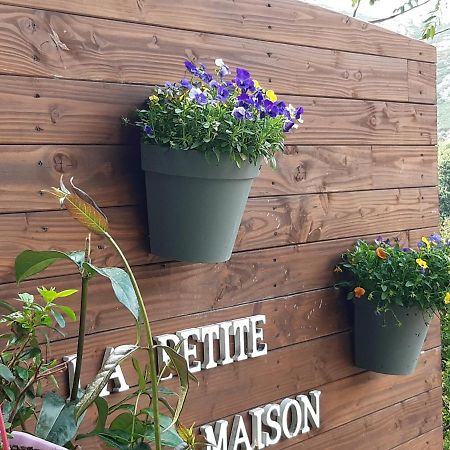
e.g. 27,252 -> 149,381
71,275 -> 89,402
71,235 -> 91,402
104,232 -> 161,450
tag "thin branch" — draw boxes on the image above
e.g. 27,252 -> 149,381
370,0 -> 433,23
353,0 -> 362,17
435,26 -> 450,35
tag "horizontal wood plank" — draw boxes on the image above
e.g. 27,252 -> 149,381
78,338 -> 441,449
0,0 -> 435,62
0,188 -> 438,284
284,387 -> 442,449
0,75 -> 436,145
392,427 -> 443,449
0,231 -> 411,339
408,60 -> 436,104
0,5 -> 427,103
0,145 -> 437,213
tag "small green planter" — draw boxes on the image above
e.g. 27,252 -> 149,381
353,298 -> 432,375
141,143 -> 261,263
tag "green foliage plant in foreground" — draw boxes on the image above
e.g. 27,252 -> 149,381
1,177 -> 200,450
0,288 -> 76,433
336,235 -> 450,318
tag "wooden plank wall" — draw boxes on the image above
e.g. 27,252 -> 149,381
0,1 -> 440,448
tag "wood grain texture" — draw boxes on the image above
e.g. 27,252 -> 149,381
0,231 -> 411,339
0,145 -> 437,213
286,387 -> 442,449
408,60 -> 436,104
77,340 -> 442,450
0,5 -> 425,103
0,0 -> 435,62
0,188 -> 437,284
0,75 -> 437,145
392,427 -> 443,449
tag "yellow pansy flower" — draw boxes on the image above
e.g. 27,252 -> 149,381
253,79 -> 260,89
148,95 -> 159,102
445,292 -> 450,305
266,89 -> 277,102
416,258 -> 428,269
421,236 -> 431,249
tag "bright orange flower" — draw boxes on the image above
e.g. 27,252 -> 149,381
354,287 -> 366,298
375,247 -> 388,260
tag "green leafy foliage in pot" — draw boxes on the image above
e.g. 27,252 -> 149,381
335,234 -> 450,317
0,288 -> 76,432
132,59 -> 304,168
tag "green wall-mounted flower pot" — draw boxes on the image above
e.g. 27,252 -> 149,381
353,298 -> 432,375
141,144 -> 261,263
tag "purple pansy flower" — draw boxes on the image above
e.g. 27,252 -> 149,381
283,120 -> 295,132
429,233 -> 442,244
209,79 -> 220,89
295,106 -> 304,119
180,79 -> 192,89
402,247 -> 412,253
418,241 -> 425,248
232,106 -> 253,120
184,60 -> 199,75
143,124 -> 153,136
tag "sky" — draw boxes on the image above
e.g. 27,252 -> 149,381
302,0 -> 450,36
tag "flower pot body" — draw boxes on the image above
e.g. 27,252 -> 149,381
9,432 -> 67,450
353,298 -> 432,375
141,144 -> 261,263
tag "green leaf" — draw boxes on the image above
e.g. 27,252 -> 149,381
51,310 -> 66,328
35,392 -> 79,446
155,345 -> 192,431
76,396 -> 108,440
55,305 -> 77,322
405,281 -> 414,287
132,357 -> 146,391
15,250 -> 84,283
84,264 -> 139,321
75,345 -> 138,419
0,363 -> 14,382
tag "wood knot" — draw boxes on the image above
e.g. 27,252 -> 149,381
343,70 -> 349,79
53,152 -> 76,173
294,162 -> 306,181
369,114 -> 377,127
50,108 -> 60,124
354,70 -> 363,81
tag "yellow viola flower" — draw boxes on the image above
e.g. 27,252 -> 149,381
266,89 -> 277,102
445,292 -> 450,305
416,258 -> 428,269
334,266 -> 343,273
421,236 -> 431,249
148,95 -> 159,102
253,79 -> 260,89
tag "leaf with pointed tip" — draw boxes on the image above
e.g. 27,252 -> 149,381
155,345 -> 193,432
35,392 -> 79,446
75,345 -> 138,419
84,263 -> 139,321
15,250 -> 84,283
62,192 -> 108,236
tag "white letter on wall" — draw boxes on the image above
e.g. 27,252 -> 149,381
297,390 -> 321,433
200,324 -> 220,370
279,398 -> 302,438
247,315 -> 268,358
218,321 -> 234,365
177,328 -> 202,373
262,404 -> 282,446
231,318 -> 250,362
99,347 -> 130,397
229,415 -> 252,450
200,420 -> 228,450
249,407 -> 266,449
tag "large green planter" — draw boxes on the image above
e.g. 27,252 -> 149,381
353,298 -> 432,375
141,144 -> 261,263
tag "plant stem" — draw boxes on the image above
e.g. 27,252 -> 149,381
104,232 -> 161,450
71,275 -> 89,402
0,404 -> 10,450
